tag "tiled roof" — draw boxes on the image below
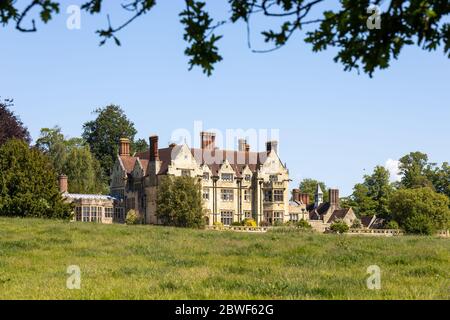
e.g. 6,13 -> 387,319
121,145 -> 272,176
138,159 -> 149,175
190,148 -> 268,176
119,155 -> 137,173
307,202 -> 330,215
327,208 -> 351,223
361,216 -> 376,228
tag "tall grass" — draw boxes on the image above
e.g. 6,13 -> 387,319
0,217 -> 448,300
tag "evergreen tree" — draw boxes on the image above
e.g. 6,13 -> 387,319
156,176 -> 205,228
0,139 -> 72,218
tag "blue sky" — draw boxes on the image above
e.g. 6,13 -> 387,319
1,1 -> 449,196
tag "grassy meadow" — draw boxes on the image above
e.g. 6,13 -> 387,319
0,217 -> 449,300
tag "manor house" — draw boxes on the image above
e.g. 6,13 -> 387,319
110,132 -> 290,226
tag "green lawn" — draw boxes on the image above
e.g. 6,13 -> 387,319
0,217 -> 449,300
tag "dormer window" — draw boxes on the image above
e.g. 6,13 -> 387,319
203,172 -> 210,181
221,173 -> 234,182
245,174 -> 251,182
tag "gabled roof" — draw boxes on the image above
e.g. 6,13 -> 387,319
327,208 -> 351,223
190,148 -> 268,176
119,155 -> 137,173
120,145 -> 280,177
307,202 -> 330,215
361,216 -> 376,228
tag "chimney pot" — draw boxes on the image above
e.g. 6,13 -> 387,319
119,138 -> 130,156
329,189 -> 340,205
300,193 -> 310,206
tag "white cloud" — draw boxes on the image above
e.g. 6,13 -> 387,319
385,159 -> 401,182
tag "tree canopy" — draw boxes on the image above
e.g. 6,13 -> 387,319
399,151 -> 435,188
299,178 -> 329,203
1,1 -> 448,76
0,139 -> 72,218
82,105 -> 138,178
398,152 -> 450,200
348,166 -> 394,218
36,127 -> 108,194
389,187 -> 450,235
0,99 -> 31,145
156,176 -> 205,228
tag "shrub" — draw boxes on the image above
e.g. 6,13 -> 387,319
385,220 -> 400,230
260,221 -> 270,227
351,218 -> 362,229
330,220 -> 350,234
273,220 -> 284,227
126,210 -> 140,225
231,222 -> 242,227
213,221 -> 224,228
243,219 -> 257,227
296,219 -> 312,230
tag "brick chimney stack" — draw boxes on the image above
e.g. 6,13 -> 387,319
149,135 -> 159,161
59,174 -> 68,193
201,132 -> 216,150
300,193 -> 310,205
266,140 -> 278,153
119,138 -> 130,156
245,144 -> 250,152
329,189 -> 340,206
292,189 -> 300,202
238,139 -> 247,152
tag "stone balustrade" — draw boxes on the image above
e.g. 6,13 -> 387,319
346,229 -> 404,236
206,225 -> 269,233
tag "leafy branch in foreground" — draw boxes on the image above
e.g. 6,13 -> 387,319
1,0 -> 449,76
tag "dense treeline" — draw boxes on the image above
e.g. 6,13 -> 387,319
301,153 -> 450,235
0,101 -> 145,219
